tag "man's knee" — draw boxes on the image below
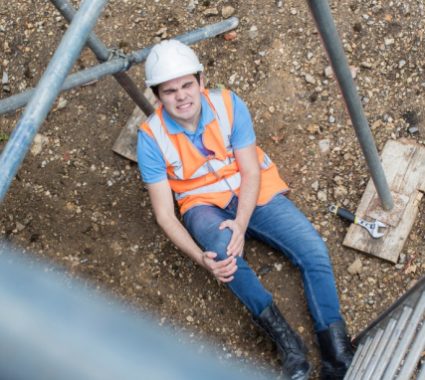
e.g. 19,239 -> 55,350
202,222 -> 233,260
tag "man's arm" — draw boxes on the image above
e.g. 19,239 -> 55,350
147,179 -> 237,282
219,143 -> 260,257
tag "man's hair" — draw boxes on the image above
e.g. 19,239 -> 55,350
151,72 -> 201,98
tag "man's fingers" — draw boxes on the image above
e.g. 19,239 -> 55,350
214,256 -> 236,270
204,251 -> 217,259
227,234 -> 244,256
213,257 -> 237,279
219,220 -> 231,230
204,250 -> 239,283
216,267 -> 237,283
219,275 -> 234,283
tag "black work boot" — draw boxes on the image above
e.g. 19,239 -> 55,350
254,302 -> 311,380
317,320 -> 354,380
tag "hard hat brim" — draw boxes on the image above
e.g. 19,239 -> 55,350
145,64 -> 204,87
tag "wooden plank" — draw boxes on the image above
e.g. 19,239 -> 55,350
343,139 -> 425,263
112,89 -> 156,162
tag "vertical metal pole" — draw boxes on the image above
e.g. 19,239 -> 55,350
50,0 -> 155,117
306,0 -> 394,210
0,0 -> 107,202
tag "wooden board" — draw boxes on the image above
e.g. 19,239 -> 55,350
343,139 -> 425,263
112,89 -> 156,162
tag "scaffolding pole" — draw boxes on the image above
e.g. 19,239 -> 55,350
0,242 -> 272,380
306,0 -> 394,210
0,17 -> 239,115
51,0 -> 154,117
0,0 -> 107,202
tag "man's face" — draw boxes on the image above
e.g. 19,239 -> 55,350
157,74 -> 204,130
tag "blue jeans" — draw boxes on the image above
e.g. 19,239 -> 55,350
183,194 -> 342,332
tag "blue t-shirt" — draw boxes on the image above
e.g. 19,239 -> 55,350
137,91 -> 256,184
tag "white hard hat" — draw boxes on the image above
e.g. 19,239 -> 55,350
145,39 -> 204,87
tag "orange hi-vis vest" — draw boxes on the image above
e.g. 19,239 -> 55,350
140,88 -> 289,214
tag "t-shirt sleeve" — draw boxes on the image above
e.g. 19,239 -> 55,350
229,91 -> 256,150
137,129 -> 167,184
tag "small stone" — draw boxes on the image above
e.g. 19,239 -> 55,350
3,41 -> 11,53
30,134 -> 49,156
155,27 -> 167,38
360,61 -> 373,69
307,124 -> 320,134
348,258 -> 362,275
329,115 -> 336,123
334,185 -> 348,197
304,73 -> 316,84
1,71 -> 9,84
384,38 -> 394,46
111,241 -> 122,253
319,139 -> 330,154
311,180 -> 319,191
57,97 -> 68,110
268,106 -> 275,113
228,72 -> 237,85
398,60 -> 406,69
274,263 -> 283,272
408,126 -> 419,134
324,66 -> 333,78
186,315 -> 194,322
203,7 -> 219,17
290,8 -> 298,15
350,66 -> 359,79
248,25 -> 258,39
333,175 -> 344,185
15,222 -> 26,232
223,31 -> 237,41
187,0 -> 198,12
221,5 -> 235,18
317,190 -> 327,202
258,265 -> 273,276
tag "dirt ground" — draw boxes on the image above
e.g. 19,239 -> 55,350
1,0 -> 425,378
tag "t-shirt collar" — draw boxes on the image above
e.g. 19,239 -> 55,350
162,94 -> 215,136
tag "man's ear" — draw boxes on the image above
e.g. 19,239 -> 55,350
200,73 -> 205,91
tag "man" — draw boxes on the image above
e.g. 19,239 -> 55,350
137,39 -> 354,380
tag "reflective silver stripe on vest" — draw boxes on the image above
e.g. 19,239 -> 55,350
191,157 -> 236,178
261,152 -> 273,170
175,172 -> 241,200
208,89 -> 232,150
148,115 -> 184,179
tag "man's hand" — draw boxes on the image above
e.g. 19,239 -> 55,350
219,219 -> 245,257
202,251 -> 237,283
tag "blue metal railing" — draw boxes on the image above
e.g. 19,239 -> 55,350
0,0 -> 107,202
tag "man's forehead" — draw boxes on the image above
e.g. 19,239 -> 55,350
159,74 -> 197,90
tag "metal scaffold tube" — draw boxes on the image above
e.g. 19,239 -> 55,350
0,0 -> 108,202
51,0 -> 155,117
0,17 -> 239,115
306,0 -> 394,210
0,242 -> 273,380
